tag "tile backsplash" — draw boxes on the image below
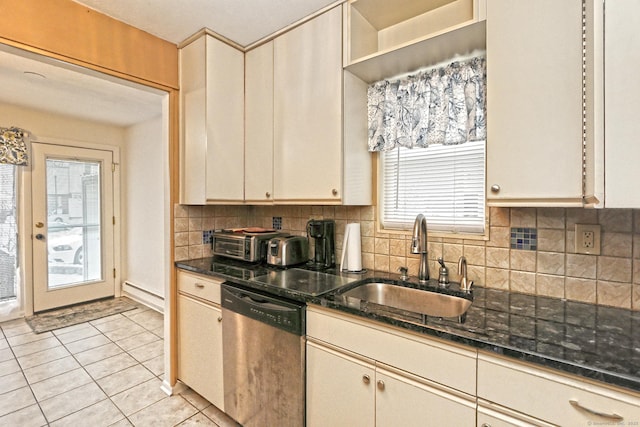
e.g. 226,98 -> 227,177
174,204 -> 640,311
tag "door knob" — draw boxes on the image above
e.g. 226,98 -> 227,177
35,234 -> 45,240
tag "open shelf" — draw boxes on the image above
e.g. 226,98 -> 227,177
344,0 -> 486,82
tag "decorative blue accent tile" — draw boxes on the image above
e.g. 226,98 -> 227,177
510,227 -> 537,251
272,216 -> 282,230
202,229 -> 214,245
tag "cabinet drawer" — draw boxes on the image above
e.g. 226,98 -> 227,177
477,353 -> 640,425
307,305 -> 476,395
477,401 -> 554,427
177,270 -> 222,304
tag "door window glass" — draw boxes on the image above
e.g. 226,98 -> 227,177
46,159 -> 102,289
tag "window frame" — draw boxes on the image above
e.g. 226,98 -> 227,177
375,144 -> 489,241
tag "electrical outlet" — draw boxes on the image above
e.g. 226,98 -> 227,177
575,224 -> 601,255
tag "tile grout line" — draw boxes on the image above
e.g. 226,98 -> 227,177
1,307 -> 225,427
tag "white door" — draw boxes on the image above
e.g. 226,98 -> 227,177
31,143 -> 115,312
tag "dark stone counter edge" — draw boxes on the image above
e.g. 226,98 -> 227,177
175,261 -> 640,394
316,300 -> 640,394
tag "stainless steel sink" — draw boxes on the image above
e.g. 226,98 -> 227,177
340,282 -> 472,318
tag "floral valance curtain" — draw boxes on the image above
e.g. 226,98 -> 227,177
0,127 -> 30,166
367,55 -> 486,152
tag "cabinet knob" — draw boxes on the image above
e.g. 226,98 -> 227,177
490,184 -> 500,193
217,316 -> 222,322
265,192 -> 271,198
35,222 -> 44,228
332,188 -> 338,196
362,374 -> 370,385
376,380 -> 385,391
481,424 -> 491,427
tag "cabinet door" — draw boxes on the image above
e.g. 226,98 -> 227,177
306,341 -> 374,427
477,354 -> 640,426
486,0 -> 584,206
375,368 -> 476,427
273,6 -> 343,202
205,36 -> 245,202
180,37 -> 207,205
245,41 -> 274,203
477,402 -> 554,427
604,0 -> 640,207
180,35 -> 245,204
178,295 -> 224,409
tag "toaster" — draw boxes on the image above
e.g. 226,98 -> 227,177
266,235 -> 309,267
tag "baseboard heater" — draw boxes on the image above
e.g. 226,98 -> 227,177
122,281 -> 164,313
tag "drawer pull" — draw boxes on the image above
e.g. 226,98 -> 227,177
569,399 -> 623,421
194,283 -> 205,289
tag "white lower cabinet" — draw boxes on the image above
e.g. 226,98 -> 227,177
375,367 -> 476,426
177,271 -> 224,410
307,342 -> 375,427
477,352 -> 640,426
306,306 -> 477,426
477,401 -> 554,427
307,341 -> 476,427
306,306 -> 640,426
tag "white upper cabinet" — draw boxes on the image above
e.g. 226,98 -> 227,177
344,0 -> 486,83
181,6 -> 371,206
273,6 -> 343,203
486,0 -> 584,207
585,0 -> 640,208
273,6 -> 371,205
180,34 -> 245,204
244,41 -> 274,204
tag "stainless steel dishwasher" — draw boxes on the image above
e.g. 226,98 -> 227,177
221,283 -> 305,427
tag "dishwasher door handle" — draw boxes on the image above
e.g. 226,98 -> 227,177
239,294 -> 299,312
221,283 -> 305,336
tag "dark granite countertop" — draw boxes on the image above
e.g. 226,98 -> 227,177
176,257 -> 640,393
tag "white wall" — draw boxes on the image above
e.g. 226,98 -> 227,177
122,116 -> 165,300
0,103 -> 125,145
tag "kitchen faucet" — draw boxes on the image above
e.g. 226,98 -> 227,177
411,214 -> 429,283
458,256 -> 473,292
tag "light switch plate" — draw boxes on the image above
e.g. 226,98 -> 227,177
575,224 -> 601,255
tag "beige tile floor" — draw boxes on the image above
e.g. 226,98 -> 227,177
0,301 -> 237,427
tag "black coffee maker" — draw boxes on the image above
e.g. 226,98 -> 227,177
306,219 -> 335,270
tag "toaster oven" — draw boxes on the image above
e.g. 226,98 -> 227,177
212,230 -> 280,262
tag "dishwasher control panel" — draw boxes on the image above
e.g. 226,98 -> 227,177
221,283 -> 305,336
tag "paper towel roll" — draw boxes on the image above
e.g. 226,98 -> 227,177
341,223 -> 362,272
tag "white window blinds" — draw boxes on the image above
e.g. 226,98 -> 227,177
381,140 -> 485,234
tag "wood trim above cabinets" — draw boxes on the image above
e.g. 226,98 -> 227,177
0,0 -> 178,89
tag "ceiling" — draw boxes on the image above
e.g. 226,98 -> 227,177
1,0 -> 338,129
0,45 -> 164,127
72,0 -> 339,47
